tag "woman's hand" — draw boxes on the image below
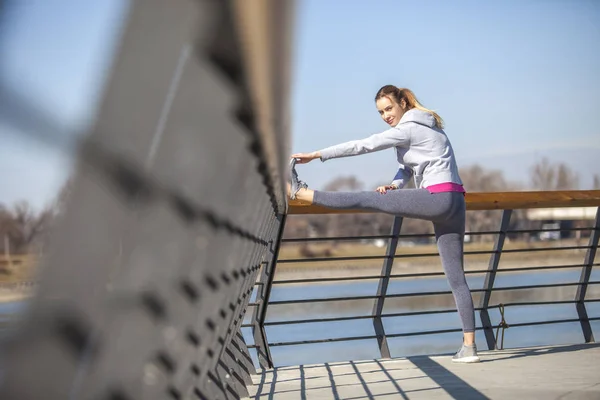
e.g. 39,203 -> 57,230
291,151 -> 320,164
375,185 -> 397,194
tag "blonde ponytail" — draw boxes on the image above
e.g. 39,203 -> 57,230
375,85 -> 444,129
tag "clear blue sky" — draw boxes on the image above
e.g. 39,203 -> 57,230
1,0 -> 599,210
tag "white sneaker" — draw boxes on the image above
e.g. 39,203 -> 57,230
452,344 -> 480,363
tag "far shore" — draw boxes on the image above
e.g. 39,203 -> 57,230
272,256 -> 585,281
0,239 -> 590,302
0,288 -> 34,303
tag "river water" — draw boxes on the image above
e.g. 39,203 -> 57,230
242,268 -> 600,367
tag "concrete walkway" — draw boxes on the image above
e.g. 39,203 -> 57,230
245,343 -> 600,399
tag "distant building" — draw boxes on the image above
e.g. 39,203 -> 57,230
527,207 -> 597,241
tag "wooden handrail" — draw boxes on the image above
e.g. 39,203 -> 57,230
287,190 -> 600,214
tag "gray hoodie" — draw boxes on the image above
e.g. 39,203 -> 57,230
318,108 -> 463,189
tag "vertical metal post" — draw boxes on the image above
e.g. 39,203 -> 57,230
479,209 -> 512,350
251,213 -> 286,369
372,216 -> 403,359
575,207 -> 600,343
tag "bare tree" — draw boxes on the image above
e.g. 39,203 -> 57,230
556,164 -> 579,190
323,176 -> 364,192
593,174 -> 600,190
530,157 -> 579,190
530,158 -> 555,190
0,201 -> 54,254
0,205 -> 17,257
12,202 -> 49,253
460,165 -> 512,192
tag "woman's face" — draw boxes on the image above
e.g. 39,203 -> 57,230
376,96 -> 406,127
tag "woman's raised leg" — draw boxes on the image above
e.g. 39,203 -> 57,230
308,188 -> 454,222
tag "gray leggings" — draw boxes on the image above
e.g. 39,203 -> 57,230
313,189 -> 475,333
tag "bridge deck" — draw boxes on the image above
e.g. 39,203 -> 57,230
245,343 -> 600,399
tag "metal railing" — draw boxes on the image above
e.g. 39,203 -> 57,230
244,190 -> 600,369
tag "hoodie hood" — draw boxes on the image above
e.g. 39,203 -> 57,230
397,108 -> 436,128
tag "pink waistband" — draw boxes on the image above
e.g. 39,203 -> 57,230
425,182 -> 466,194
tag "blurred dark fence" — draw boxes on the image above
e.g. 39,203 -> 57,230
0,1 -> 294,399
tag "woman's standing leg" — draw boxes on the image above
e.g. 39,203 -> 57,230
433,193 -> 479,362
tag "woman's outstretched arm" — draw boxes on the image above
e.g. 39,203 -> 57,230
318,125 -> 410,162
291,125 -> 410,164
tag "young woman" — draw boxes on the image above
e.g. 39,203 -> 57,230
289,85 -> 480,363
